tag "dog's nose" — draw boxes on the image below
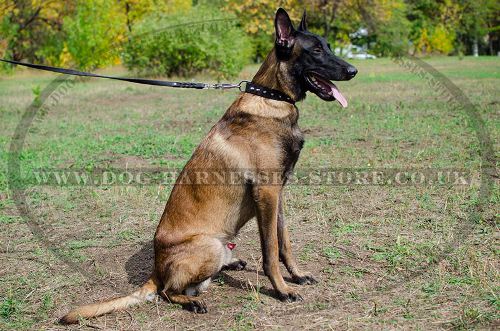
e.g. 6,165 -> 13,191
346,66 -> 357,78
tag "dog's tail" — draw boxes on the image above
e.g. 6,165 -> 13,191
59,275 -> 160,324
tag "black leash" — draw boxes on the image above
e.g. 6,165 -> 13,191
0,58 -> 295,104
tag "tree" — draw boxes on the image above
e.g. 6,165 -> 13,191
344,0 -> 410,56
305,0 -> 361,47
63,0 -> 126,70
406,0 -> 460,55
122,3 -> 252,78
117,0 -> 192,34
455,0 -> 499,55
224,0 -> 301,60
0,0 -> 75,64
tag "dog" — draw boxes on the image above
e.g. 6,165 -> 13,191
60,8 -> 357,323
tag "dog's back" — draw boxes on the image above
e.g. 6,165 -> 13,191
60,8 -> 356,323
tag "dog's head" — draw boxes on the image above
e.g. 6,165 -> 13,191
274,8 -> 357,107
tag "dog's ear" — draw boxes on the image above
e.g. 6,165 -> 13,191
298,10 -> 307,31
275,8 -> 295,57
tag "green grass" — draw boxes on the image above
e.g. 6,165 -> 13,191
0,56 -> 498,329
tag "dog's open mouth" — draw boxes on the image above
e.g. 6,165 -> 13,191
305,72 -> 348,107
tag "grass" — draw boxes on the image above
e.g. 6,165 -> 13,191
0,56 -> 499,330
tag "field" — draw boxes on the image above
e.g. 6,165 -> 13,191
0,57 -> 498,330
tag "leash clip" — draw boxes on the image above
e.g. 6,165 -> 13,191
204,81 -> 249,91
206,83 -> 240,90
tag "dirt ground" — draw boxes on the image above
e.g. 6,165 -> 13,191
0,57 -> 498,330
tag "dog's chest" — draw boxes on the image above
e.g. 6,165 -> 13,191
280,123 -> 304,176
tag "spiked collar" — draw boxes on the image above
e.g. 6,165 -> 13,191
244,82 -> 295,105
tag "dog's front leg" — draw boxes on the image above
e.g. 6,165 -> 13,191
254,185 -> 302,302
278,195 -> 318,285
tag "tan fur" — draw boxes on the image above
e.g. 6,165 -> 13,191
59,276 -> 160,324
61,47 -> 314,324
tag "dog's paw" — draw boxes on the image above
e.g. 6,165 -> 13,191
187,300 -> 208,314
223,259 -> 247,271
292,274 -> 318,285
277,289 -> 303,303
233,259 -> 247,271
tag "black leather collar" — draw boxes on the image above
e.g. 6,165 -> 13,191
244,82 -> 295,105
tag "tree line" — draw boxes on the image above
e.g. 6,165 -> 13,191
0,0 -> 498,76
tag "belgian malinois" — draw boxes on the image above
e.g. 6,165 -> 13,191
61,8 -> 357,323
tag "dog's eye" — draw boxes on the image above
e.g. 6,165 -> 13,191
313,46 -> 323,53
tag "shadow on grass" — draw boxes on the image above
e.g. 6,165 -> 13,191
125,241 -> 154,286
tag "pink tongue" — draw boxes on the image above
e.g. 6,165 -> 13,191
331,84 -> 348,108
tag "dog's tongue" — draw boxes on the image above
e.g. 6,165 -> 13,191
331,83 -> 347,108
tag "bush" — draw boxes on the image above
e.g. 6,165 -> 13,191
63,0 -> 125,70
251,31 -> 274,62
429,24 -> 455,55
122,6 -> 253,79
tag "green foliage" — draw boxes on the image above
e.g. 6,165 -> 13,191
249,32 -> 274,62
122,6 -> 253,78
407,0 -> 459,55
224,0 -> 300,61
0,15 -> 15,72
344,0 -> 411,56
119,0 -> 192,33
454,0 -> 499,55
371,1 -> 411,56
405,0 -> 496,55
63,0 -> 125,70
429,24 -> 455,54
0,295 -> 20,320
0,0 -> 498,75
0,0 -> 70,69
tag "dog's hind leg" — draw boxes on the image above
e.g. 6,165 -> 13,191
221,245 -> 247,271
157,235 -> 226,313
185,277 -> 211,296
161,290 -> 208,313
